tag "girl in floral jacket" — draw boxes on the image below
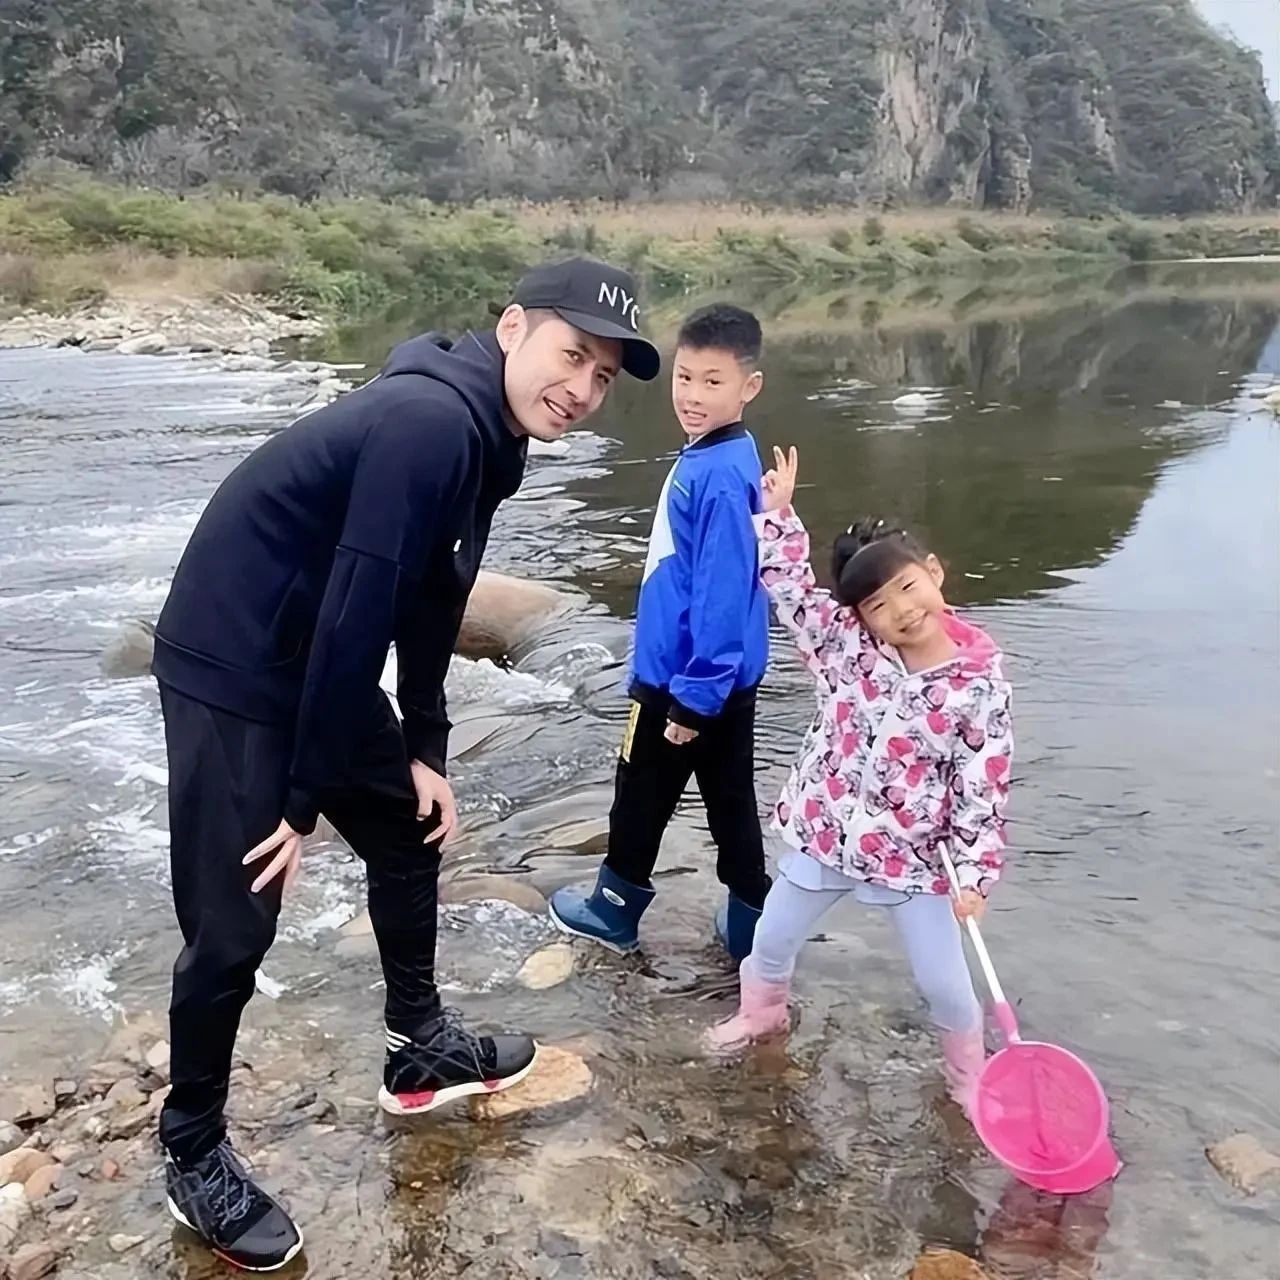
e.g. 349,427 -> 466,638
707,447 -> 1013,1117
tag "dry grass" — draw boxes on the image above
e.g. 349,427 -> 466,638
492,199 -> 1069,243
0,248 -> 284,310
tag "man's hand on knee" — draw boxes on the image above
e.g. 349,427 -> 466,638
244,819 -> 305,894
410,760 -> 458,846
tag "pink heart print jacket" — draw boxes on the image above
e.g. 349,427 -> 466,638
757,505 -> 1013,897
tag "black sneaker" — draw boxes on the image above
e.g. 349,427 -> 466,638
165,1141 -> 303,1272
377,1007 -> 537,1116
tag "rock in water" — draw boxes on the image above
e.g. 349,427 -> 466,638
9,1241 -> 59,1280
23,1163 -> 61,1201
0,1147 -> 54,1187
1206,1133 -> 1280,1194
0,1182 -> 31,1251
909,1249 -> 991,1280
457,571 -> 572,660
516,944 -> 575,991
0,1085 -> 54,1127
116,332 -> 168,356
145,1041 -> 171,1074
0,1122 -> 22,1157
470,1046 -> 593,1121
440,875 -> 547,914
100,618 -> 156,679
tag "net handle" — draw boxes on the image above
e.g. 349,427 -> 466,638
938,841 -> 1009,1008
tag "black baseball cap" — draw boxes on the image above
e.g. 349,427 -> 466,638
508,257 -> 661,382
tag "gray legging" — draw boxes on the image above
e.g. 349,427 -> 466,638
750,873 -> 983,1034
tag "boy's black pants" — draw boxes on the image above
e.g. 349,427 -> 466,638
157,682 -> 444,1163
603,691 -> 769,909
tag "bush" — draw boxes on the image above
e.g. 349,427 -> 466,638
955,216 -> 999,252
907,234 -> 942,257
1107,220 -> 1159,262
828,226 -> 854,253
862,216 -> 885,246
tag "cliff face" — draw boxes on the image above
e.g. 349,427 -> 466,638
1,0 -> 1276,211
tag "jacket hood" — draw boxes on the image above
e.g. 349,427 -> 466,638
941,611 -> 1003,677
381,329 -> 523,471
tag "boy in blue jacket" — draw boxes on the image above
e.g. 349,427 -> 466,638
550,304 -> 770,959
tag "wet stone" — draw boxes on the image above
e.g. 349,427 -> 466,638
1206,1133 -> 1280,1195
469,1046 -> 593,1122
516,944 -> 575,991
0,1148 -> 54,1187
9,1241 -> 59,1280
909,1249 -> 991,1280
441,874 -> 548,914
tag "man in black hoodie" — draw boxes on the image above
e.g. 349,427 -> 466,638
150,257 -> 660,1269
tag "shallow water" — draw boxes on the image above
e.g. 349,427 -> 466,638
1,263 -> 1278,1277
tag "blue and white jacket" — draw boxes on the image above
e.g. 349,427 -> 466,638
630,423 -> 770,728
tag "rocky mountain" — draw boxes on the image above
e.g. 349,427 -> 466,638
1,0 -> 1276,212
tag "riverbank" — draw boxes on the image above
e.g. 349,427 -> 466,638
2,180 -> 1278,331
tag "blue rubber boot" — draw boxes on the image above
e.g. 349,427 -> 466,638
715,890 -> 765,962
548,865 -> 655,954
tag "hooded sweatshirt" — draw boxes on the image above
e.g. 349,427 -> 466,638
757,505 -> 1013,896
152,330 -> 526,834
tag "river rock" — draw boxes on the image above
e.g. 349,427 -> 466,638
0,1125 -> 21,1158
41,1190 -> 77,1214
8,1241 -> 59,1280
1206,1133 -> 1280,1194
107,1234 -> 145,1254
0,1183 -> 31,1251
339,909 -> 375,939
909,1249 -> 990,1280
516,945 -> 575,991
144,1042 -> 171,1075
0,1087 -> 54,1128
102,1013 -> 167,1066
116,332 -> 168,356
457,571 -> 571,661
99,617 -> 157,679
22,1164 -> 60,1202
440,875 -> 547,914
50,1084 -> 75,1106
104,1079 -> 146,1112
220,354 -> 277,374
0,1148 -> 54,1188
470,1046 -> 593,1121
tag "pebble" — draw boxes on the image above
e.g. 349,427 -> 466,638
9,1241 -> 59,1280
100,1158 -> 121,1181
51,1083 -> 76,1105
515,944 -> 576,991
909,1249 -> 990,1280
1206,1133 -> 1280,1195
107,1233 -> 145,1254
144,1042 -> 171,1074
42,1189 -> 78,1213
0,1148 -> 54,1188
469,1046 -> 593,1121
105,1080 -> 146,1111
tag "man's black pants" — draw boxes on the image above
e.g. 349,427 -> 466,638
158,683 -> 443,1162
603,692 -> 769,909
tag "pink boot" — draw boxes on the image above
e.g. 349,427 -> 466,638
940,1028 -> 986,1119
704,958 -> 791,1053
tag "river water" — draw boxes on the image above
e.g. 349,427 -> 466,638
0,262 -> 1277,1278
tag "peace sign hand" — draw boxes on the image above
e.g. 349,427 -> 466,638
762,445 -> 799,512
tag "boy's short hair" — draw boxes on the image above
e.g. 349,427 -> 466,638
676,303 -> 762,365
